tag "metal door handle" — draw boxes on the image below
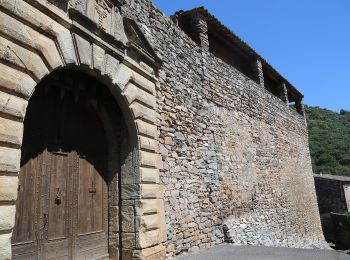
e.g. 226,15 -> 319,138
43,213 -> 48,227
55,187 -> 62,205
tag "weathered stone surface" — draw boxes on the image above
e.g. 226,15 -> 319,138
74,34 -> 92,67
131,71 -> 156,95
139,151 -> 162,169
139,136 -> 157,152
140,168 -> 160,184
122,206 -> 135,233
104,54 -> 120,80
0,176 -> 18,201
0,64 -> 36,98
109,206 -> 119,232
136,229 -> 160,249
0,147 -> 21,173
0,233 -> 10,260
133,244 -> 165,260
0,35 -> 48,80
124,83 -> 156,108
0,205 -> 15,231
136,120 -> 157,138
122,233 -> 136,249
0,92 -> 27,119
0,117 -> 23,146
113,63 -> 133,90
130,102 -> 156,124
135,199 -> 164,216
0,0 -> 77,65
0,11 -> 62,69
92,44 -> 105,73
140,184 -> 164,199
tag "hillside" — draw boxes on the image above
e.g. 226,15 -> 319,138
305,106 -> 350,176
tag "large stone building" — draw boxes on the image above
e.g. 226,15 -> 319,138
0,0 -> 325,259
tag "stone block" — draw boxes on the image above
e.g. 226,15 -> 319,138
109,206 -> 119,232
140,167 -> 160,184
0,35 -> 48,80
135,199 -> 166,242
122,249 -> 133,260
0,0 -> 77,64
54,26 -> 77,65
0,92 -> 27,119
0,117 -> 23,146
104,54 -> 120,81
140,184 -> 164,199
138,136 -> 157,152
0,176 -> 18,201
137,214 -> 159,232
0,233 -> 11,260
130,102 -> 156,124
124,83 -> 156,108
121,233 -> 135,249
0,11 -> 62,69
113,63 -> 133,90
0,147 -> 21,173
139,151 -> 161,169
121,205 -> 135,232
121,184 -> 139,200
0,63 -> 36,98
135,199 -> 162,216
133,244 -> 165,260
74,34 -> 91,67
131,71 -> 156,95
136,228 -> 160,249
92,44 -> 105,72
135,120 -> 157,139
0,205 -> 15,231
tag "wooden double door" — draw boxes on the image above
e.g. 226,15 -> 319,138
12,76 -> 111,259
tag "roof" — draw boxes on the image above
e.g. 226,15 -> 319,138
174,7 -> 303,99
314,174 -> 350,183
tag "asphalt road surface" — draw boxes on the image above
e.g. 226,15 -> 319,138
175,244 -> 350,260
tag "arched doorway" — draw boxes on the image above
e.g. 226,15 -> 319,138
11,70 -> 128,259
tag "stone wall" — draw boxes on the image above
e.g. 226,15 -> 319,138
0,0 -> 326,259
121,0 -> 326,257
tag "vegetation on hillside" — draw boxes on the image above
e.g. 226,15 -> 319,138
305,106 -> 350,176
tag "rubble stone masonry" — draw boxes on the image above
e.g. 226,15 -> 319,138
121,0 -> 326,257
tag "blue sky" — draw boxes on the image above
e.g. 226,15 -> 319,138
152,0 -> 350,112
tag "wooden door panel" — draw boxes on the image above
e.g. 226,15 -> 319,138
77,157 -> 105,235
12,243 -> 38,260
43,240 -> 69,259
12,156 -> 41,245
47,152 -> 69,241
75,233 -> 108,260
12,154 -> 43,260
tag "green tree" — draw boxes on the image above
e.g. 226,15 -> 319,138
305,105 -> 350,176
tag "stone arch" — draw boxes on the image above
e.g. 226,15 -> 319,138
0,1 -> 166,259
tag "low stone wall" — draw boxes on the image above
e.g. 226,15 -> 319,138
331,213 -> 350,249
314,174 -> 350,214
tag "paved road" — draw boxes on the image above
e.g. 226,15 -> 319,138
175,244 -> 350,260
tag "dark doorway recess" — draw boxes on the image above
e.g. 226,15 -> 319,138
12,70 -> 131,259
